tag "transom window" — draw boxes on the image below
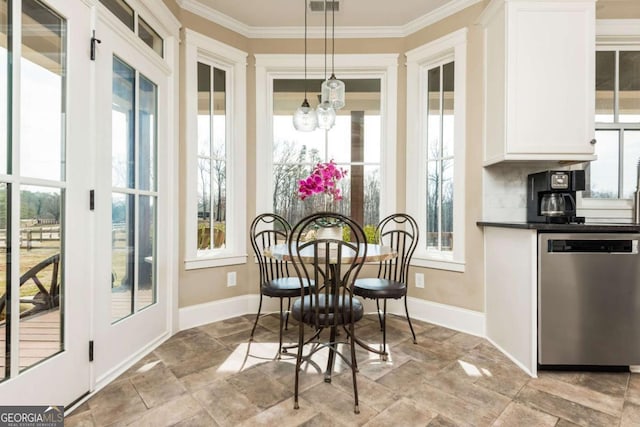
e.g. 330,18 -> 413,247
99,0 -> 163,57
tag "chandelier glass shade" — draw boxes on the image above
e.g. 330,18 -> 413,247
293,98 -> 318,131
321,75 -> 345,110
316,100 -> 336,129
322,0 -> 345,110
316,1 -> 336,130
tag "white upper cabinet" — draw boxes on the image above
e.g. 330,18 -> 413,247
481,0 -> 597,166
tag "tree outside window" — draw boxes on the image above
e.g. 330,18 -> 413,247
272,78 -> 382,234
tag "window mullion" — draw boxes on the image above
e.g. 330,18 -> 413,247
437,65 -> 444,251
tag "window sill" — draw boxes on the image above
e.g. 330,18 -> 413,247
412,255 -> 465,273
184,254 -> 247,270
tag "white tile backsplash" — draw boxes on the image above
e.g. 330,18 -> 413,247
482,163 -> 569,222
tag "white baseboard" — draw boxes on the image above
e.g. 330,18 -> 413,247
402,296 -> 485,337
179,294 -> 282,330
178,294 -> 485,338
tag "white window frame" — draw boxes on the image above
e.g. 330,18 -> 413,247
254,53 -> 398,221
579,20 -> 640,222
406,28 -> 467,272
183,29 -> 247,269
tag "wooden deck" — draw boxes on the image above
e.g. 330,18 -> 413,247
0,289 -> 155,373
0,309 -> 62,372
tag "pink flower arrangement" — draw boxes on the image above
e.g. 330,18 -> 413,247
298,160 -> 348,202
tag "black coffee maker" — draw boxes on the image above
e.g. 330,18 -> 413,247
526,170 -> 585,224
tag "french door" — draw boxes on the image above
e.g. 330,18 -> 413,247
92,10 -> 171,384
0,0 -> 92,405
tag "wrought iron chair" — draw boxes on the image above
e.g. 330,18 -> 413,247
249,213 -> 311,357
289,212 -> 367,414
353,213 -> 419,360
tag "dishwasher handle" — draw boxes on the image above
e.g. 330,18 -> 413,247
548,238 -> 639,254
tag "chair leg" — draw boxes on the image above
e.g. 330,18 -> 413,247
249,293 -> 264,341
277,297 -> 284,359
381,299 -> 388,361
284,297 -> 291,331
325,326 -> 337,383
349,321 -> 360,414
404,295 -> 417,344
294,317 -> 304,410
375,299 -> 383,331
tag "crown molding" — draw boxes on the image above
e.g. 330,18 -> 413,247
177,0 -> 483,39
404,0 -> 482,36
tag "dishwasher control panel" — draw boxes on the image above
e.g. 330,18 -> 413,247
547,238 -> 638,253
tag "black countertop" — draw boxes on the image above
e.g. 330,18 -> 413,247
477,221 -> 640,233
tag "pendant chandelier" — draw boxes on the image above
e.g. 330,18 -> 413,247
321,0 -> 345,110
316,0 -> 336,130
292,0 -> 318,132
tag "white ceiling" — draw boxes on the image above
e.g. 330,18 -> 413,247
196,0 -> 454,27
180,0 -> 481,37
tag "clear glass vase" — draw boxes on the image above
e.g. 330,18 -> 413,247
316,224 -> 342,241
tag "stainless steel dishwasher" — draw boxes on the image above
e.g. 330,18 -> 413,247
538,233 -> 640,366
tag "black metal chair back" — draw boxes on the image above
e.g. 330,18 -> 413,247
249,213 -> 303,357
353,213 -> 420,360
251,213 -> 291,285
288,212 -> 367,414
376,213 -> 419,283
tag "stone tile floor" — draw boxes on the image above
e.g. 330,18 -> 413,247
65,313 -> 640,426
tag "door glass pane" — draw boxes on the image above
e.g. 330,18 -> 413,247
19,185 -> 62,372
619,51 -> 640,123
20,0 -> 65,181
138,18 -> 163,57
586,130 -> 619,198
0,183 -> 7,379
136,195 -> 155,310
138,74 -> 156,191
112,57 -> 135,189
0,0 -> 7,175
111,192 -> 134,322
623,130 -> 640,199
442,62 -> 455,157
596,51 -> 615,123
